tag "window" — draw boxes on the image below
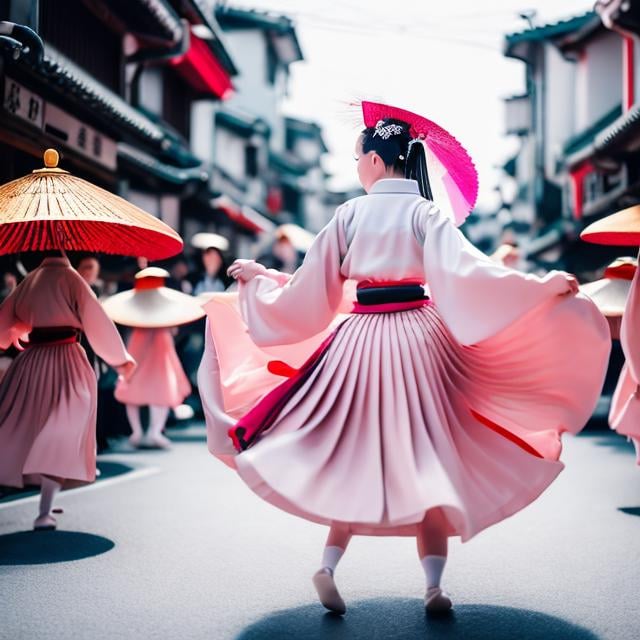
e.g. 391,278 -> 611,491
245,144 -> 258,178
39,0 -> 122,94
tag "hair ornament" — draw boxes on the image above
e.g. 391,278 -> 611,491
373,120 -> 404,140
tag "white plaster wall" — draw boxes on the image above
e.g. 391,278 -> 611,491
138,67 -> 163,116
214,126 -> 246,182
544,44 -> 577,180
190,100 -> 216,163
222,30 -> 279,131
576,31 -> 622,131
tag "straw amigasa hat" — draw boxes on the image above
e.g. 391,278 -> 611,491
0,149 -> 182,259
191,232 -> 229,252
102,267 -> 205,328
581,205 -> 640,246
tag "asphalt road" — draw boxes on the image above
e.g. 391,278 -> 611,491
1,424 -> 639,640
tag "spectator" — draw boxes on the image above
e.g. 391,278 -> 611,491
76,255 -> 103,297
0,271 -> 19,303
190,233 -> 232,296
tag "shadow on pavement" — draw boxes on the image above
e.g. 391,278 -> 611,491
619,507 -> 640,517
235,599 -> 599,640
96,461 -> 135,479
0,530 -> 115,565
165,433 -> 207,443
0,460 -> 135,504
579,432 -> 635,456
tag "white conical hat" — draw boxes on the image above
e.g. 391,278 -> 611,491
580,257 -> 637,317
102,268 -> 205,328
191,232 -> 229,252
276,224 -> 316,252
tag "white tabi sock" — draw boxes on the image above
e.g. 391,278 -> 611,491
126,404 -> 143,439
321,546 -> 345,574
148,405 -> 170,439
421,555 -> 447,590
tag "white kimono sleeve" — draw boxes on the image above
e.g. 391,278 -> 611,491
239,211 -> 347,346
422,204 -> 572,345
0,283 -> 31,349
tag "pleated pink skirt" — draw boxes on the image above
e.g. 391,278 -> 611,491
227,299 -> 603,540
0,343 -> 97,488
115,328 -> 190,408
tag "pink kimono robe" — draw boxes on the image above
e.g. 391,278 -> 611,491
609,263 -> 640,462
0,257 -> 130,488
115,327 -> 190,408
199,179 -> 610,540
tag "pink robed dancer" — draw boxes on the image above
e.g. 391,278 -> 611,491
579,208 -> 640,461
107,267 -> 203,449
608,257 -> 640,461
115,328 -> 191,448
0,256 -> 135,530
198,111 -> 610,615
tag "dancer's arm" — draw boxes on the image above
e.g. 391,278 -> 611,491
421,202 -> 577,345
0,281 -> 31,350
73,276 -> 135,376
230,211 -> 348,346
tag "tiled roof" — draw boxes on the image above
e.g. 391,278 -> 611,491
505,11 -> 597,46
215,5 -> 303,62
118,143 -> 209,186
215,108 -> 270,137
504,12 -> 600,60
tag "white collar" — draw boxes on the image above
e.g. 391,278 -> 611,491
369,179 -> 420,195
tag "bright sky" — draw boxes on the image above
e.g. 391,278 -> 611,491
230,0 -> 594,209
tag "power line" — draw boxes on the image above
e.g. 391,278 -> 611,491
290,14 -> 502,52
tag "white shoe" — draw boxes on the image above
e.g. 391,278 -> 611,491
33,514 -> 57,531
144,434 -> 172,449
424,587 -> 453,614
312,568 -> 346,615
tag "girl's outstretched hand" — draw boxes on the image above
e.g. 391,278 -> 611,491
227,259 -> 267,283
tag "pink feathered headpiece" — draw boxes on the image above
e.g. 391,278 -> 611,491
361,100 -> 479,225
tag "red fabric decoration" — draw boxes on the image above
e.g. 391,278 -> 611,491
470,410 -> 544,459
134,276 -> 166,290
170,33 -> 233,99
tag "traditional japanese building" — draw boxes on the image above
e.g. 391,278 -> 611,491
0,0 -> 238,265
213,5 -> 332,236
502,11 -> 635,277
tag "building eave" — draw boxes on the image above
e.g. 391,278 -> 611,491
504,11 -> 598,61
215,108 -> 270,137
171,0 -> 238,75
118,142 -> 209,187
215,6 -> 303,63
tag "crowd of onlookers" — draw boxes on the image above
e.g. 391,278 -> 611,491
0,229 -> 307,452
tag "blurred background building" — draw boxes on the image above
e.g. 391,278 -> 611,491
0,0 -> 338,270
470,2 -> 640,281
2,0 -> 640,431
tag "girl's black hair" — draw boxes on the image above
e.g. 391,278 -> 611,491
361,118 -> 434,201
